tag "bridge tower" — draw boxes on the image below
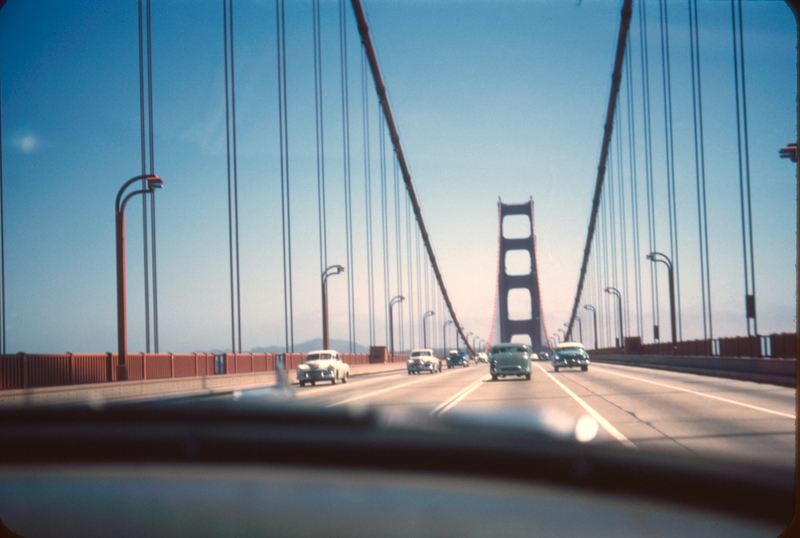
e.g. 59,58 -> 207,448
495,199 -> 548,353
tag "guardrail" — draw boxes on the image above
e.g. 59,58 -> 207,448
0,351 -> 394,391
590,354 -> 796,387
589,332 -> 796,359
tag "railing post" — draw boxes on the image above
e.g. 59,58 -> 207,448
68,352 -> 74,385
142,352 -> 147,380
170,353 -> 174,378
20,353 -> 27,389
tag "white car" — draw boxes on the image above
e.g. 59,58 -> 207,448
296,350 -> 350,386
476,352 -> 489,364
407,349 -> 442,374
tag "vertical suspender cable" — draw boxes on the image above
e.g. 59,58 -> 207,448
406,191 -> 415,348
639,0 -> 660,341
223,0 -> 243,353
731,0 -> 756,336
339,0 -> 356,352
0,65 -> 5,354
379,114 -> 390,345
224,0 -> 235,352
617,103 -> 631,337
393,158 -> 403,352
276,0 -> 294,352
361,50 -> 375,347
625,39 -> 644,338
146,0 -> 159,353
137,0 -> 152,353
230,0 -> 243,352
313,0 -> 328,292
658,0 -> 682,340
688,0 -> 712,339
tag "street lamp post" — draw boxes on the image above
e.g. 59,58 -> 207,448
557,328 -> 566,343
646,252 -> 677,343
322,265 -> 345,350
570,316 -> 583,344
466,331 -> 473,355
472,336 -> 479,353
443,320 -> 453,358
116,175 -> 164,381
389,295 -> 405,361
584,305 -> 598,349
604,287 -> 624,348
423,310 -> 435,348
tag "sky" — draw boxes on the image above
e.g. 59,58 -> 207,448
0,0 -> 795,354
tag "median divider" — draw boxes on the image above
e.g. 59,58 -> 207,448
590,354 -> 796,387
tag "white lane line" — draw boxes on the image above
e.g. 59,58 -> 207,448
326,371 -> 446,407
593,364 -> 796,419
431,374 -> 490,416
534,363 -> 636,449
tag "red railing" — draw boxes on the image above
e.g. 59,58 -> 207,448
589,332 -> 796,359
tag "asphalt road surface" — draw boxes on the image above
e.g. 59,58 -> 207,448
232,361 -> 795,468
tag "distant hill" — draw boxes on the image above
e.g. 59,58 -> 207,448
250,338 -> 370,354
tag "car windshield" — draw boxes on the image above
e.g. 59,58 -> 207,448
0,0 -> 795,535
305,354 -> 333,362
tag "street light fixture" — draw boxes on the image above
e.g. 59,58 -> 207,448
389,295 -> 405,361
423,310 -> 435,348
646,252 -> 677,343
604,287 -> 624,348
116,174 -> 164,381
322,265 -> 345,350
584,305 -> 598,349
443,320 -> 454,358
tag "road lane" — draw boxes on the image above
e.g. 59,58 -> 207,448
226,359 -> 794,466
547,363 -> 795,466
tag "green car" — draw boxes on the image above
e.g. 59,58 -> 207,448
489,343 -> 533,381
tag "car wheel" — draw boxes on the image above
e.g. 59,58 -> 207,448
342,372 -> 348,383
311,381 -> 316,386
331,376 -> 336,385
299,381 -> 305,387
581,365 -> 588,372
491,374 -> 498,381
525,373 -> 531,381
553,366 -> 559,373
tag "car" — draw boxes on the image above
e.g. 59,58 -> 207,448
489,343 -> 533,381
539,351 -> 550,362
476,352 -> 489,364
552,343 -> 590,372
296,350 -> 350,386
446,350 -> 470,368
407,349 -> 442,374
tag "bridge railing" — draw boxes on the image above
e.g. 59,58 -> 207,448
588,332 -> 796,359
0,350 -> 405,390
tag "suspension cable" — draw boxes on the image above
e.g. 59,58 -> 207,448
565,0 -> 632,342
688,0 -> 712,339
137,0 -> 152,353
638,0 -> 660,341
361,49 -> 375,347
339,0 -> 356,352
313,0 -> 328,298
658,0 -> 682,340
0,64 -> 5,353
379,113 -> 390,346
731,0 -> 757,336
276,0 -> 294,352
625,38 -> 644,338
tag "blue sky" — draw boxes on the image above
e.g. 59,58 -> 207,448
0,0 -> 795,353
